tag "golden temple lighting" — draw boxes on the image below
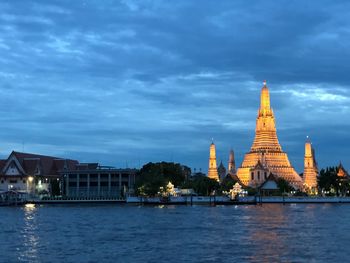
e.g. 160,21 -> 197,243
208,141 -> 219,181
237,81 -> 303,188
303,137 -> 318,191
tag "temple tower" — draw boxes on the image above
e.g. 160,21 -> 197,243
303,137 -> 318,191
237,81 -> 303,188
228,149 -> 236,175
218,161 -> 226,182
208,141 -> 219,181
337,163 -> 349,177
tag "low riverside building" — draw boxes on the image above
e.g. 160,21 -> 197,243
62,163 -> 137,198
0,151 -> 78,195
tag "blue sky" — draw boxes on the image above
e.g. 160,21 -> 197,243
0,0 -> 349,173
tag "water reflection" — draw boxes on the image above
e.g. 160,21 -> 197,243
1,204 -> 348,262
19,204 -> 39,262
246,204 -> 290,262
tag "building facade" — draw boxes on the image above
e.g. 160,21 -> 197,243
0,151 -> 77,195
62,163 -> 137,198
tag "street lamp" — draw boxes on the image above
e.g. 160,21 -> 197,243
27,176 -> 34,197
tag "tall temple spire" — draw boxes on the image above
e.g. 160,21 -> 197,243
303,137 -> 318,193
218,161 -> 226,182
260,80 -> 271,112
251,81 -> 280,151
228,149 -> 236,175
208,140 -> 219,181
237,82 -> 303,188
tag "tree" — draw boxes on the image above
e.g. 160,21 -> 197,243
318,166 -> 350,196
182,176 -> 220,196
219,175 -> 237,193
276,178 -> 293,194
135,162 -> 191,196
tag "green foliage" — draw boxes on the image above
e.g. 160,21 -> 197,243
318,166 -> 350,196
276,178 -> 294,194
219,175 -> 237,192
135,162 -> 191,196
246,187 -> 257,196
182,176 -> 220,196
50,179 -> 61,196
318,167 -> 338,193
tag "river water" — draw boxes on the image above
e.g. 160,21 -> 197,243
1,203 -> 350,262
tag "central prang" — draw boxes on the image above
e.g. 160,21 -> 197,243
236,81 -> 303,188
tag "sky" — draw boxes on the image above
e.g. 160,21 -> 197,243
0,0 -> 349,173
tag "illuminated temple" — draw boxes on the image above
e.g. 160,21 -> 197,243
208,141 -> 219,181
303,137 -> 318,191
236,81 -> 303,188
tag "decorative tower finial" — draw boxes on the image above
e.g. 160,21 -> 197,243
263,80 -> 267,86
260,81 -> 271,112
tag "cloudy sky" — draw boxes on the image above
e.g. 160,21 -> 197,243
0,0 -> 349,173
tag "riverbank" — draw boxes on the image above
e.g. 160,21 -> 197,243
4,196 -> 350,206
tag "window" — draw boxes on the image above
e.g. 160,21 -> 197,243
257,171 -> 260,180
100,182 -> 108,187
100,174 -> 108,179
90,174 -> 98,179
264,172 -> 267,180
1,180 -> 4,184
23,180 -> 26,184
10,180 -> 17,184
90,181 -> 98,187
69,182 -> 77,187
251,172 -> 254,180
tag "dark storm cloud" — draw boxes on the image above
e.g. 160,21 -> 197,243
0,0 -> 349,172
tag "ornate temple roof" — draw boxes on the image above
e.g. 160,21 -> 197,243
237,81 -> 303,188
338,162 -> 349,177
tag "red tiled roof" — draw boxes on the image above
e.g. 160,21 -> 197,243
22,159 -> 39,175
11,151 -> 79,177
0,159 -> 7,172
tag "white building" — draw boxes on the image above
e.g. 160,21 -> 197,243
0,151 -> 78,195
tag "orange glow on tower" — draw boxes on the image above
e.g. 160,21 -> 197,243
208,141 -> 219,181
237,81 -> 303,188
303,137 -> 318,191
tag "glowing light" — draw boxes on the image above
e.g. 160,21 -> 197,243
28,176 -> 34,183
25,203 -> 35,209
303,138 -> 318,192
208,141 -> 219,181
237,83 -> 303,188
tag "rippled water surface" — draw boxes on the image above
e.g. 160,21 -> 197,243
1,203 -> 350,262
